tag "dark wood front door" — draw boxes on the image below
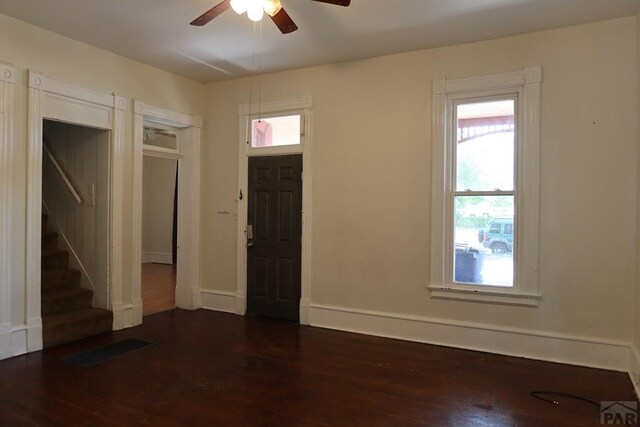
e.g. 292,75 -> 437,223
247,155 -> 302,322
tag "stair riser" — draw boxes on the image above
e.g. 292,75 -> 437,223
42,252 -> 69,271
43,312 -> 113,349
42,271 -> 81,290
42,234 -> 59,251
42,293 -> 93,317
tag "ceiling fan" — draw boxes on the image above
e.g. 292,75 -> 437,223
190,0 -> 351,34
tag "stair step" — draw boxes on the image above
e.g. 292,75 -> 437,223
42,269 -> 81,290
41,288 -> 93,317
42,308 -> 113,349
42,250 -> 69,271
41,230 -> 59,251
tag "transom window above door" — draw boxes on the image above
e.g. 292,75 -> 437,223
143,122 -> 179,155
250,114 -> 301,148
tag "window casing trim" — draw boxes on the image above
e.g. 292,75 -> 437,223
429,66 -> 542,306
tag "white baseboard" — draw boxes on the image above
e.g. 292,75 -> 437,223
0,325 -> 12,360
11,326 -> 27,357
300,298 -> 311,325
0,325 -> 37,360
201,290 -> 237,314
142,252 -> 173,264
235,292 -> 246,315
113,302 -> 134,330
629,345 -> 640,399
309,303 -> 631,372
26,317 -> 42,352
132,298 -> 143,326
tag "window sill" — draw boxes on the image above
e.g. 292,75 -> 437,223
427,285 -> 540,307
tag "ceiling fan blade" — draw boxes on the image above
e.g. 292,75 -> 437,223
190,0 -> 231,26
310,0 -> 351,6
270,7 -> 298,34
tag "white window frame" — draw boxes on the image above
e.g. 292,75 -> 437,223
428,66 -> 542,306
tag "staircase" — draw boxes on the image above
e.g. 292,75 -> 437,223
41,213 -> 112,349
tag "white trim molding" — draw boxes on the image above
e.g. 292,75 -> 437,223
26,70 -> 127,341
236,96 -> 314,325
309,303 -> 631,372
201,290 -> 237,314
132,100 -> 203,322
630,345 -> 640,399
0,62 -> 15,360
430,66 -> 542,305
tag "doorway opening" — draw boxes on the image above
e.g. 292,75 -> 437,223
141,125 -> 179,316
40,119 -> 113,348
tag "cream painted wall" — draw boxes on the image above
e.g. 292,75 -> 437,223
0,13 -> 204,329
142,156 -> 177,260
202,17 -> 637,343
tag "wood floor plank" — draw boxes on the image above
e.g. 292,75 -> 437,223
0,310 -> 635,426
141,263 -> 176,316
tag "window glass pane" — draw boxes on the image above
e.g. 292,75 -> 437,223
251,115 -> 301,148
453,195 -> 514,287
143,126 -> 178,151
456,100 -> 515,191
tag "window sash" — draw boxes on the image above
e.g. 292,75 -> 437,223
429,66 -> 541,306
445,94 -> 520,289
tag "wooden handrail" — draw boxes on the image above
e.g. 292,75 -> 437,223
43,142 -> 83,205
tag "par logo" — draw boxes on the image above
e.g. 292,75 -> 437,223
601,401 -> 638,425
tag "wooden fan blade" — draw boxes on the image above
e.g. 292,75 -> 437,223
190,0 -> 231,26
310,0 -> 351,6
270,8 -> 298,34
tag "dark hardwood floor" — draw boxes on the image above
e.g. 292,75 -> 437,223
0,310 -> 635,426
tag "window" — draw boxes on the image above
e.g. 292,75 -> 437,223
429,66 -> 542,306
250,114 -> 301,148
143,122 -> 179,155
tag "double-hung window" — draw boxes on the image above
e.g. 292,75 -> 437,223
429,66 -> 542,306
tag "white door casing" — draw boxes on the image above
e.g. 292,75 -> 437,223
0,62 -> 15,359
26,70 -> 126,348
236,96 -> 313,325
132,100 -> 202,322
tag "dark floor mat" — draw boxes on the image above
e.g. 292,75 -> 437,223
62,338 -> 153,367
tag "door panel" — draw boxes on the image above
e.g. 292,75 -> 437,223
247,155 -> 302,322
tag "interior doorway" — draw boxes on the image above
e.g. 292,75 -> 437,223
141,125 -> 179,316
246,154 -> 303,322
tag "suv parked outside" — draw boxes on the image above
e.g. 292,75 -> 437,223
478,218 -> 513,254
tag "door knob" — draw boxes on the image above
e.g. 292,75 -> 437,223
247,241 -> 254,248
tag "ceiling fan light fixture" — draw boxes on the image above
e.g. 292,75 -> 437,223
263,0 -> 282,17
247,0 -> 265,21
230,0 -> 248,15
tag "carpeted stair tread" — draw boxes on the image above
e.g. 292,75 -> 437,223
42,308 -> 113,349
41,268 -> 81,290
41,288 -> 93,317
41,249 -> 69,271
40,211 -> 113,348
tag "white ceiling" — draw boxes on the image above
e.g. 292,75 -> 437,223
0,0 -> 637,83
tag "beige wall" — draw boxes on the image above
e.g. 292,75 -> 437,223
202,17 -> 637,342
142,156 -> 177,260
0,13 -> 204,327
